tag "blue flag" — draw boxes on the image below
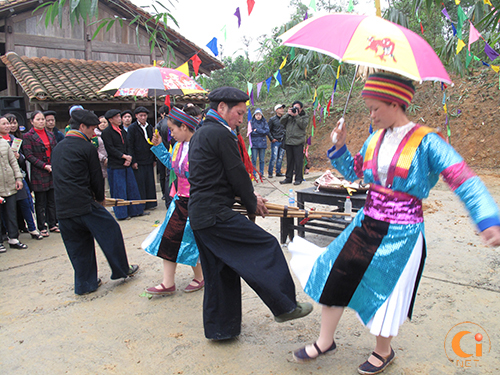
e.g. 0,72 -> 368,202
206,38 -> 218,56
265,77 -> 272,92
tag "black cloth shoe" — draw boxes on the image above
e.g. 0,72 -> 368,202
127,264 -> 139,277
358,348 -> 395,374
276,172 -> 284,177
293,181 -> 302,185
275,302 -> 313,322
280,179 -> 292,184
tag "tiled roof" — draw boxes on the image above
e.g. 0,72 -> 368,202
1,52 -> 208,103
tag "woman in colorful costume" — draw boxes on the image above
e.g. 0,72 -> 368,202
142,107 -> 204,295
289,73 -> 500,374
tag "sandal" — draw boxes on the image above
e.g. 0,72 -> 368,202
40,230 -> 50,237
184,279 -> 205,293
146,283 -> 176,295
9,242 -> 28,249
292,341 -> 337,363
49,226 -> 60,233
358,348 -> 395,375
30,231 -> 44,240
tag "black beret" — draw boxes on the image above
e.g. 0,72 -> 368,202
121,110 -> 133,117
43,110 -> 56,117
105,109 -> 121,120
134,106 -> 150,115
71,109 -> 100,126
208,87 -> 249,103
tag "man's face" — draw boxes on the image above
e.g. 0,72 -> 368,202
122,114 -> 132,126
276,107 -> 285,116
45,115 -> 56,130
293,103 -> 302,111
136,113 -> 148,125
218,102 -> 246,131
109,114 -> 122,127
80,124 -> 97,139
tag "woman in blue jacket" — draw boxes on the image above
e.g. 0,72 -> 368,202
249,108 -> 269,179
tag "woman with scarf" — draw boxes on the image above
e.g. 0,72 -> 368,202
249,108 -> 269,180
142,107 -> 203,295
289,73 -> 500,374
22,111 -> 58,237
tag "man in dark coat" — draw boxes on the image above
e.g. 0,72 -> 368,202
52,110 -> 138,295
127,106 -> 157,210
43,110 -> 65,143
267,104 -> 286,178
188,86 -> 313,340
279,101 -> 309,185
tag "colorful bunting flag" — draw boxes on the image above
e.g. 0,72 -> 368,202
491,65 -> 500,73
247,0 -> 255,15
457,6 -> 467,39
304,11 -> 308,20
265,77 -> 272,92
190,54 -> 202,76
308,0 -> 317,11
441,8 -> 451,20
468,23 -> 481,50
484,0 -> 492,5
466,50 -> 473,68
473,55 -> 481,61
279,57 -> 287,70
456,39 -> 466,54
455,0 -> 460,4
256,81 -> 263,98
221,25 -> 227,41
484,42 -> 500,61
176,61 -> 189,76
347,0 -> 354,12
247,82 -> 253,96
250,89 -> 254,106
234,7 -> 241,28
451,23 -> 457,36
164,95 -> 171,109
290,47 -> 295,60
274,70 -> 282,86
206,38 -> 218,56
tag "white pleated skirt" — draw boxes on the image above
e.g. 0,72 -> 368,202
289,232 -> 423,338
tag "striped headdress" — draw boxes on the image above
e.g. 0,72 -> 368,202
168,106 -> 199,131
361,73 -> 415,109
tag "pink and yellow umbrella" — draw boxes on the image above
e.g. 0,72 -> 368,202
280,13 -> 451,84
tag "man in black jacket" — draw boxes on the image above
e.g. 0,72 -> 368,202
127,106 -> 157,210
189,87 -> 313,340
267,104 -> 286,178
52,110 -> 138,295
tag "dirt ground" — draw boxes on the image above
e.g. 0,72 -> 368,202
1,170 -> 500,374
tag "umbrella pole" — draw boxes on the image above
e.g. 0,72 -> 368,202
154,89 -> 158,125
342,64 -> 359,119
332,65 -> 359,144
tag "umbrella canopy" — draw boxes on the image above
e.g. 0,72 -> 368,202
99,67 -> 206,97
280,13 -> 451,84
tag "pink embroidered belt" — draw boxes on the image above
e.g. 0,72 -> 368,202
364,185 -> 423,224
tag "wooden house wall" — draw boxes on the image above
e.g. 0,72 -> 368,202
8,3 -> 180,65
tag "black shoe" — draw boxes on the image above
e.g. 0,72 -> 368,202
268,175 -> 273,178
293,181 -> 302,185
275,302 -> 313,322
9,242 -> 28,249
127,264 -> 139,277
276,173 -> 284,177
280,179 -> 292,184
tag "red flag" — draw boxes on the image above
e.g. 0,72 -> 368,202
164,95 -> 171,109
247,0 -> 255,15
327,98 -> 332,114
313,114 -> 316,128
190,54 -> 202,76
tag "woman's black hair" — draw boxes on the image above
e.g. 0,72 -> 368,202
30,110 -> 45,121
184,105 -> 202,117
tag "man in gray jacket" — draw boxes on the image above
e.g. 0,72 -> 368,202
279,101 -> 309,185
